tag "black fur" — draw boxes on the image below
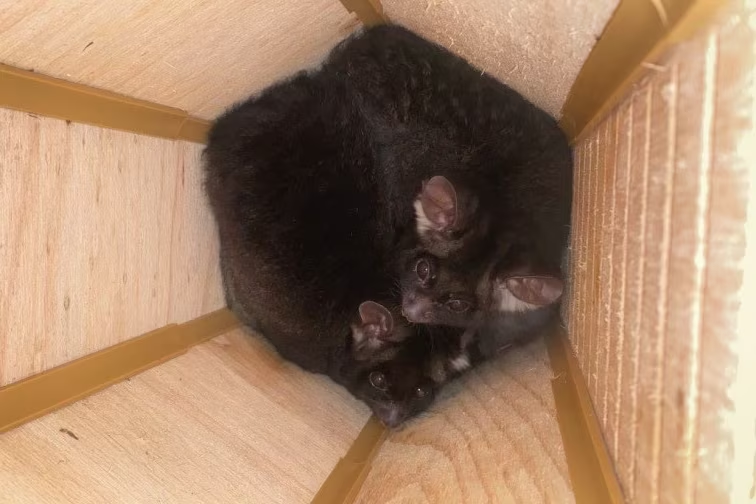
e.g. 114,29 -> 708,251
325,25 -> 573,267
326,25 -> 573,341
205,71 -> 393,374
203,24 -> 573,425
340,323 -> 476,428
203,65 -> 474,427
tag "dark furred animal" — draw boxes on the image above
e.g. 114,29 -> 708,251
324,25 -> 573,261
203,71 -> 475,426
204,72 -> 397,372
325,25 -> 573,349
344,301 -> 476,427
204,23 -> 573,425
342,319 -> 480,427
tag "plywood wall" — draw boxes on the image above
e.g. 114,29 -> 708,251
355,337 -> 573,503
0,0 -> 359,120
566,2 -> 756,502
0,0 -> 619,121
0,109 -> 224,386
381,0 -> 619,116
0,329 -> 370,503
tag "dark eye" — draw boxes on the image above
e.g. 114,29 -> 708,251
369,371 -> 388,391
415,259 -> 430,281
414,258 -> 435,285
446,298 -> 472,313
415,386 -> 427,398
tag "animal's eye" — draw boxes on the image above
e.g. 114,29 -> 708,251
446,298 -> 472,313
369,371 -> 388,391
415,386 -> 427,398
415,259 -> 430,281
414,258 -> 435,285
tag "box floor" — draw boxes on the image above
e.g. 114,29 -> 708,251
0,329 -> 573,504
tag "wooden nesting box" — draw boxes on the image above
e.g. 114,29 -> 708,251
0,0 -> 754,503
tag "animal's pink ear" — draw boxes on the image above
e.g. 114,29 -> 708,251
504,276 -> 564,306
358,301 -> 394,340
418,176 -> 457,232
351,301 -> 397,361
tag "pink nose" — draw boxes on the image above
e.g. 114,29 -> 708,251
401,299 -> 432,322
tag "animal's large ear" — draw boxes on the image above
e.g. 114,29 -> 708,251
416,176 -> 458,233
351,301 -> 397,360
358,301 -> 393,339
503,275 -> 564,306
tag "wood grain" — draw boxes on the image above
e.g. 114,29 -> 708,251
616,85 -> 650,501
658,32 -> 712,504
695,9 -> 754,502
724,5 -> 756,499
0,328 -> 370,504
566,2 -> 756,501
0,0 -> 359,120
603,106 -> 626,465
598,116 -> 618,435
167,143 -> 224,324
353,337 -> 574,504
590,119 -> 609,405
633,63 -> 676,504
611,99 -> 634,466
573,132 -> 588,375
564,145 -> 582,344
380,0 -> 619,117
548,327 -> 624,504
584,132 -> 595,390
0,109 -> 223,386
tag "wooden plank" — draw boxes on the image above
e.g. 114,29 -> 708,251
598,114 -> 618,434
380,0 -> 619,117
607,99 -> 632,465
561,0 -> 729,140
567,4 -> 756,501
311,417 -> 388,504
601,109 -> 622,464
0,0 -> 359,120
588,120 -> 608,404
658,32 -> 712,504
560,0 -> 695,138
0,109 -> 172,385
337,0 -> 385,26
564,144 -> 582,350
0,108 -> 224,386
569,142 -> 585,369
693,9 -> 753,501
581,134 -> 593,383
0,329 -> 370,504
167,143 -> 225,324
633,59 -> 677,504
616,83 -> 651,501
0,310 -> 237,433
0,63 -> 208,143
549,327 -> 625,504
585,132 -> 598,397
353,337 -> 574,503
726,7 -> 756,495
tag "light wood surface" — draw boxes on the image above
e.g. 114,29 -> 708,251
167,144 -> 225,324
0,0 -> 358,120
0,108 -> 223,386
0,328 -> 371,504
380,0 -> 619,117
354,337 -> 574,504
566,2 -> 756,501
0,310 -> 238,434
547,328 -> 624,504
0,0 -> 617,121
